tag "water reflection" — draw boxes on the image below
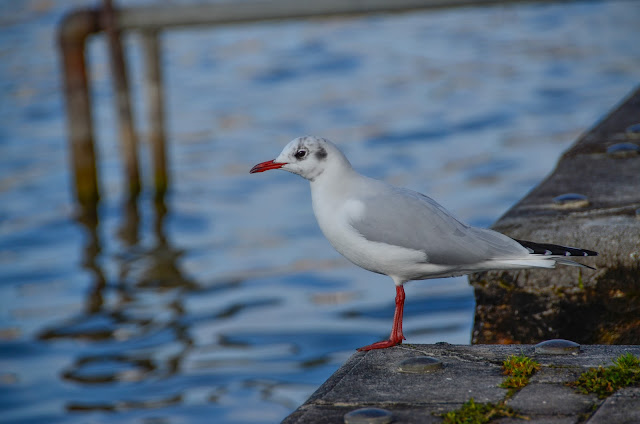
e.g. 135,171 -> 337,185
39,195 -> 196,411
76,202 -> 106,315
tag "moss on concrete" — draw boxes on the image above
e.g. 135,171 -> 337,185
568,352 -> 640,398
500,354 -> 541,395
441,398 -> 520,424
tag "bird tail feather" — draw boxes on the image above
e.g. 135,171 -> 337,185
552,257 -> 596,270
488,256 -> 595,271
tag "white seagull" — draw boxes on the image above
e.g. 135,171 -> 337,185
250,136 -> 597,351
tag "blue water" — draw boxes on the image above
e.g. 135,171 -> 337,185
1,1 -> 639,423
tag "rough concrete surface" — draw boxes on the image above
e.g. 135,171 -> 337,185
282,344 -> 640,423
588,387 -> 640,424
469,86 -> 640,345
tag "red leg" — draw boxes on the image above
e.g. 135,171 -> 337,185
357,285 -> 406,351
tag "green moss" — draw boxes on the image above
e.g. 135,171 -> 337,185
568,352 -> 640,398
440,355 -> 539,422
441,398 -> 520,424
500,354 -> 541,393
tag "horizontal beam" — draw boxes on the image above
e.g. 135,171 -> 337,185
115,0 -> 561,31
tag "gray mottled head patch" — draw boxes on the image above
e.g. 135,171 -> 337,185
294,136 -> 329,162
273,136 -> 352,182
315,146 -> 327,160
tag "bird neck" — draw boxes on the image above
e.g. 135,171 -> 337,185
310,157 -> 355,186
309,163 -> 360,217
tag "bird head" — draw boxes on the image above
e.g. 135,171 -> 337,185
250,136 -> 348,181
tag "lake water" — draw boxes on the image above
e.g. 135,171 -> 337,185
1,0 -> 639,423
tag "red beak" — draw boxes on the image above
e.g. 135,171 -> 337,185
250,160 -> 286,174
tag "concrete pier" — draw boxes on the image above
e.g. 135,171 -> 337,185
469,86 -> 640,345
283,344 -> 640,423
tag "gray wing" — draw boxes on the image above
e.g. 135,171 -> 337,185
349,185 -> 527,266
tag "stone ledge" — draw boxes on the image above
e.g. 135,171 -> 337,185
282,344 -> 640,424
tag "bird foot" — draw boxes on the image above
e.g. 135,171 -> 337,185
357,337 -> 404,352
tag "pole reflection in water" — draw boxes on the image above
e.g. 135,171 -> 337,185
38,195 -> 196,412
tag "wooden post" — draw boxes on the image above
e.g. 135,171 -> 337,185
141,30 -> 169,198
58,9 -> 101,208
102,0 -> 141,199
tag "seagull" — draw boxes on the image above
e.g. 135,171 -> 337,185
250,136 -> 597,351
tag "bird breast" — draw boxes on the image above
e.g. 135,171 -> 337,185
311,190 -> 428,280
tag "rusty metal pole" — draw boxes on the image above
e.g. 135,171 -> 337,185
141,30 -> 169,199
58,9 -> 102,208
102,0 -> 141,199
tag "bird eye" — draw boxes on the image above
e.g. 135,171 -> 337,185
294,150 -> 307,159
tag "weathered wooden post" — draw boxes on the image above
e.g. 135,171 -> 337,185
102,0 -> 141,199
58,9 -> 101,208
141,29 -> 169,198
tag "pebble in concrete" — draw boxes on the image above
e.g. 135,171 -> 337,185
534,339 -> 581,355
343,408 -> 393,424
626,123 -> 640,138
397,356 -> 443,373
606,142 -> 640,158
551,193 -> 589,209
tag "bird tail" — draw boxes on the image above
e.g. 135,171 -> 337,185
515,239 -> 598,257
514,239 -> 598,270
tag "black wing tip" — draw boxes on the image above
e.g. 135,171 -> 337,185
515,239 -> 598,257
